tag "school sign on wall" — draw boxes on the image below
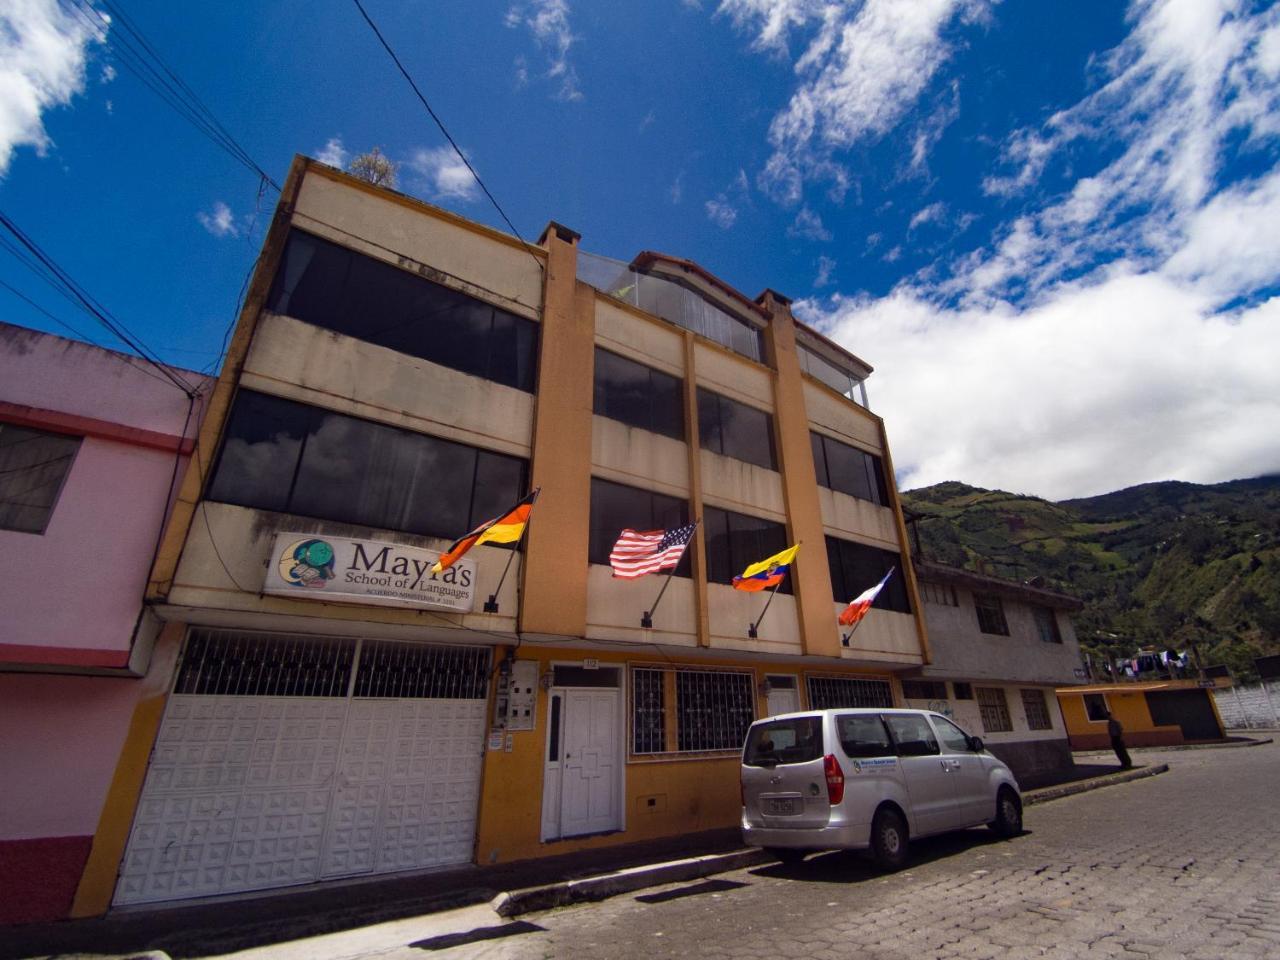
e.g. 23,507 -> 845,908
262,532 -> 477,613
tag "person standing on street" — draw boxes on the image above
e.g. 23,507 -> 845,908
1107,712 -> 1132,769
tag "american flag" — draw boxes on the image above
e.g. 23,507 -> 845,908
609,523 -> 698,579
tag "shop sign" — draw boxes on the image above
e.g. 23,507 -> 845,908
263,532 -> 476,613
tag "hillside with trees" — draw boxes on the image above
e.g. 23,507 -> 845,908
900,476 -> 1280,681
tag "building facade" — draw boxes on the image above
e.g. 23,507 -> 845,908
904,560 -> 1086,782
0,323 -> 208,923
1058,679 -> 1228,748
74,156 -> 931,913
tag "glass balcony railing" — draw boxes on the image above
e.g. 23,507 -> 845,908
797,344 -> 869,408
577,250 -> 764,363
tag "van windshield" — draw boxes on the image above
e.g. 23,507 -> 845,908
743,716 -> 823,766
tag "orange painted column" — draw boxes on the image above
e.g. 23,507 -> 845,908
759,292 -> 839,658
682,331 -> 712,647
520,223 -> 593,638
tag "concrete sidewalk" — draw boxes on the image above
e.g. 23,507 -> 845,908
6,762 -> 1170,960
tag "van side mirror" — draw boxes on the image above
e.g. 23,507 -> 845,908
968,736 -> 984,753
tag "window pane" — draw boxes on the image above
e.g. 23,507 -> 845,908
648,367 -> 685,440
932,716 -> 972,752
1034,607 -> 1062,643
594,349 -> 654,433
696,388 -> 721,455
588,477 -> 689,572
632,669 -> 666,754
822,436 -> 871,500
0,423 -> 81,533
470,450 -> 528,531
1084,693 -> 1108,722
1021,689 -> 1053,730
727,509 -> 790,594
974,593 -> 1009,635
885,714 -> 940,756
809,432 -> 828,488
702,506 -> 733,585
208,392 -> 316,513
977,687 -> 1013,733
744,716 -> 823,765
265,230 -> 537,393
836,714 -> 894,758
825,536 -> 910,613
717,395 -> 776,470
676,670 -> 755,751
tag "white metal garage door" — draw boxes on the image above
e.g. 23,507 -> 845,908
114,630 -> 489,906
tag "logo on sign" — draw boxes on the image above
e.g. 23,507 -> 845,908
279,538 -> 336,589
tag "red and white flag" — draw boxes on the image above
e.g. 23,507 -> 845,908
838,568 -> 896,627
609,523 -> 697,579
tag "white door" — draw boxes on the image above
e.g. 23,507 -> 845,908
766,675 -> 800,716
557,688 -> 621,838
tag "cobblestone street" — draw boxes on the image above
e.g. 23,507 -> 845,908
365,743 -> 1280,960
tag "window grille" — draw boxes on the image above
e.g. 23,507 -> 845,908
974,593 -> 1009,636
976,687 -> 1013,733
675,670 -> 755,752
352,641 -> 489,699
632,669 -> 666,754
1020,688 -> 1053,730
901,680 -> 947,701
953,682 -> 974,700
175,629 -> 356,697
920,581 -> 958,607
806,676 -> 893,710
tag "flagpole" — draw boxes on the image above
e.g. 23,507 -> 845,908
748,580 -> 783,639
641,519 -> 698,628
483,488 -> 540,614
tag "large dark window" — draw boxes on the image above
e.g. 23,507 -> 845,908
0,422 -> 81,534
697,388 -> 776,470
704,506 -> 791,594
208,390 -> 528,539
593,348 -> 684,440
266,230 -> 538,393
588,477 -> 689,572
825,536 -> 911,614
974,593 -> 1010,636
810,432 -> 888,506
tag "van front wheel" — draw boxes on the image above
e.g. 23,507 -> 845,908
870,808 -> 909,871
989,787 -> 1023,838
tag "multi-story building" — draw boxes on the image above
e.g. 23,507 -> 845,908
0,323 -> 208,923
905,560 -> 1086,782
76,155 -> 930,913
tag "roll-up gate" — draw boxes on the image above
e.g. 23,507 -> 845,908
114,630 -> 489,905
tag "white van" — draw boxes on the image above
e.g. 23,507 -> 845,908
741,708 -> 1022,870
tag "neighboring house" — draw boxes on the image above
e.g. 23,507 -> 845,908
73,156 -> 931,913
1058,679 -> 1228,748
902,560 -> 1087,783
0,323 -> 208,924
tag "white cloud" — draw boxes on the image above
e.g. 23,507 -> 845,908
908,200 -> 946,231
0,0 -> 108,177
722,0 -> 992,201
788,206 -> 832,241
669,170 -> 685,205
639,109 -> 656,132
815,255 -> 836,287
99,63 -> 116,84
506,0 -> 583,102
197,200 -> 238,238
315,136 -> 348,169
705,197 -> 738,229
406,146 -> 480,202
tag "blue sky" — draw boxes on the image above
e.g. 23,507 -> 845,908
3,0 -> 1279,500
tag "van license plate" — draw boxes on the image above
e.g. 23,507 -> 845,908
765,798 -> 798,816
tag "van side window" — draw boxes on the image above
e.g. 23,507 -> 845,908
931,715 -> 972,753
836,714 -> 894,758
885,714 -> 940,757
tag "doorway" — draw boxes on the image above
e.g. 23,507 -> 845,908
765,674 -> 800,716
540,664 -> 624,841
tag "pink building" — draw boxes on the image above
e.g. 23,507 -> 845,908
0,322 -> 209,924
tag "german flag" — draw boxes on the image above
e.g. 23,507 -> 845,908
431,488 -> 540,573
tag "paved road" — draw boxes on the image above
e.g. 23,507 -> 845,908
223,743 -> 1280,960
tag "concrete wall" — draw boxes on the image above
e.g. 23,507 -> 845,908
1214,680 -> 1280,729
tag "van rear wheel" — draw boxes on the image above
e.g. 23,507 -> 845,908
870,808 -> 909,871
766,847 -> 807,865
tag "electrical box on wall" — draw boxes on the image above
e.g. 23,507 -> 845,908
506,660 -> 538,731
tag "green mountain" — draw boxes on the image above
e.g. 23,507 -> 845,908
900,476 -> 1280,681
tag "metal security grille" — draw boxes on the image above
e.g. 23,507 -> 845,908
632,669 -> 666,754
675,670 -> 754,752
806,676 -> 893,710
353,641 -> 488,699
1020,688 -> 1053,730
174,629 -> 356,697
977,687 -> 1014,733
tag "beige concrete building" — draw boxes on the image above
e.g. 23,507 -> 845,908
77,156 -> 930,912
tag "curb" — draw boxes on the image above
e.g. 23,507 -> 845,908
1073,736 -> 1272,756
492,848 -> 771,918
1024,762 -> 1169,806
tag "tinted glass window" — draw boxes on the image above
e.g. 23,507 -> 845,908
932,715 -> 972,752
743,716 -> 823,766
267,230 -> 538,393
837,714 -> 894,758
704,506 -> 791,594
209,391 -> 527,539
0,423 -> 81,534
587,477 -> 689,573
811,432 -> 888,506
825,536 -> 910,613
593,348 -> 684,440
697,388 -> 776,470
885,714 -> 940,756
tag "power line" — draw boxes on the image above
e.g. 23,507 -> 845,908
65,0 -> 280,192
348,0 -> 544,272
0,210 -> 199,397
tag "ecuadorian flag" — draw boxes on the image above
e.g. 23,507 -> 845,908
732,543 -> 800,592
432,489 -> 540,573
